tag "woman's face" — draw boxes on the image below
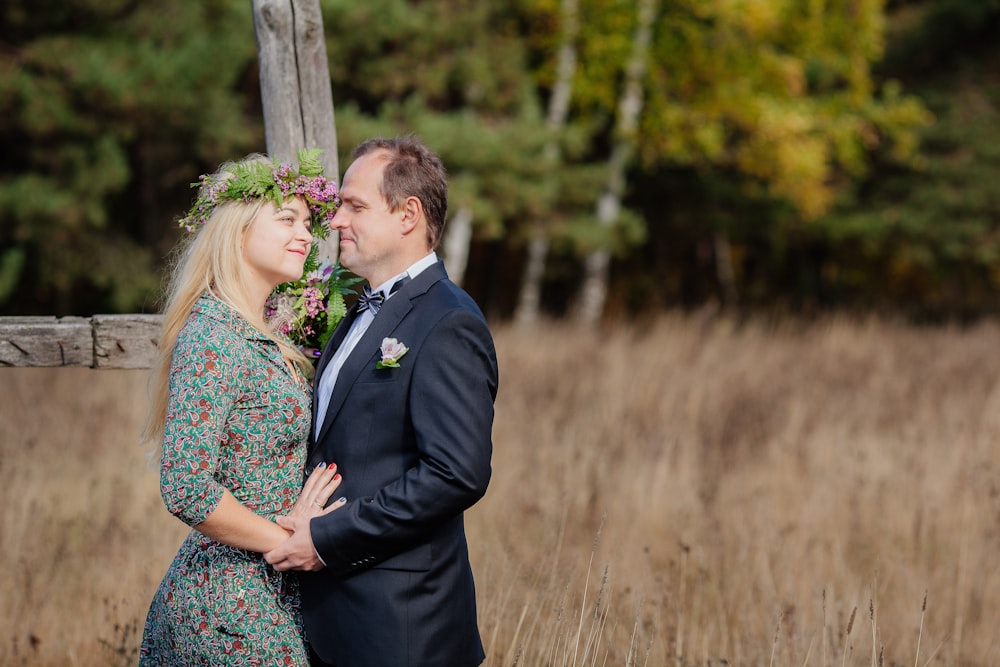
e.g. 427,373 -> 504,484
243,195 -> 313,293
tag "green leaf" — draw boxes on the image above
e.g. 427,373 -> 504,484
297,148 -> 324,177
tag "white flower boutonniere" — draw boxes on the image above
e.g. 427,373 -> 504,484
377,337 -> 409,369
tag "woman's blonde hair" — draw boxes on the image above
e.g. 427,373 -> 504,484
141,158 -> 311,452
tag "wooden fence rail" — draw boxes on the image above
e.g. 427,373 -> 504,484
0,315 -> 161,369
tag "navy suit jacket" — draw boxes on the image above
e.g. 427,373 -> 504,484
302,260 -> 498,667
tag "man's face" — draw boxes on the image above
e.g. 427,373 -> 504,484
330,151 -> 403,285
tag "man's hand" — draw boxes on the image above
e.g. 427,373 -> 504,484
265,500 -> 344,571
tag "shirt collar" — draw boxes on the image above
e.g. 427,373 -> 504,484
372,252 -> 437,295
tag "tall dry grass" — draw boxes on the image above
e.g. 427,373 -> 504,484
2,314 -> 999,665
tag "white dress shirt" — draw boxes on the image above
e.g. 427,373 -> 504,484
314,253 -> 438,437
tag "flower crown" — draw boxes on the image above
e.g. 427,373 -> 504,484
179,148 -> 339,234
179,148 -> 361,361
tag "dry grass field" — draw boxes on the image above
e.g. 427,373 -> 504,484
2,314 -> 999,666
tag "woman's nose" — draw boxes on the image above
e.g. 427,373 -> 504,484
297,221 -> 313,242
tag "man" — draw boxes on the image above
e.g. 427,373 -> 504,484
266,136 -> 498,667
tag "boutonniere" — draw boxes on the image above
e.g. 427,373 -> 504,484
376,337 -> 409,369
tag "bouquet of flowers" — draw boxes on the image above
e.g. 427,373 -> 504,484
266,254 -> 361,359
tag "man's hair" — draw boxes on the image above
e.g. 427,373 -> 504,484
353,136 -> 448,249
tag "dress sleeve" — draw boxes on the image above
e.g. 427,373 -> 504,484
159,319 -> 237,526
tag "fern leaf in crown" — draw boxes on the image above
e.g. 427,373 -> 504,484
178,148 -> 339,237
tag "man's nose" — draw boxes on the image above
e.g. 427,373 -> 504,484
329,210 -> 347,230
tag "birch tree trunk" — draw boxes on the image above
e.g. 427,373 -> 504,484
714,230 -> 739,310
514,0 -> 579,327
574,0 -> 657,326
442,206 -> 473,287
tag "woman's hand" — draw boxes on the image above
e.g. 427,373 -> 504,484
287,462 -> 345,522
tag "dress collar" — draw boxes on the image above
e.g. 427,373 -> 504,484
193,294 -> 271,342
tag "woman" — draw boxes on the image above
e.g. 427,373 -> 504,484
139,152 -> 344,665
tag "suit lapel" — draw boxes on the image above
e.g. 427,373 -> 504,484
314,261 -> 448,445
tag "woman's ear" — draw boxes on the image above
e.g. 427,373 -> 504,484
400,196 -> 422,236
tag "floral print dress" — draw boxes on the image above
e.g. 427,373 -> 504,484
140,295 -> 312,666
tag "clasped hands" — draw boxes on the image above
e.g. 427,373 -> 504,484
266,462 -> 345,572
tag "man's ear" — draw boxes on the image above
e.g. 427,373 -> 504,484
399,196 -> 423,236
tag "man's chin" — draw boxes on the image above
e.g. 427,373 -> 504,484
338,252 -> 358,272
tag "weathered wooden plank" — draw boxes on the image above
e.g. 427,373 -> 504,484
0,316 -> 93,367
0,315 -> 163,369
92,314 -> 162,370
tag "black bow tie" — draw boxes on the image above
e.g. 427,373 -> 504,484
355,276 -> 409,316
356,285 -> 385,315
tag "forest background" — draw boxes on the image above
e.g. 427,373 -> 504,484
4,1 -> 1000,665
3,0 -> 999,324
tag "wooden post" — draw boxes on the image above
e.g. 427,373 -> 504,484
252,0 -> 340,263
252,0 -> 338,177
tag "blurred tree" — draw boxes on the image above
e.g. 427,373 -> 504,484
2,0 -> 984,320
633,0 -> 931,311
321,0 -> 601,310
809,0 -> 1000,319
0,0 -> 262,314
575,0 -> 658,326
514,0 -> 579,327
507,0 -> 930,320
321,0 -> 529,118
636,0 -> 929,219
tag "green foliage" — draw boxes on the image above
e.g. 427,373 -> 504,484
813,15 -> 1000,318
0,249 -> 26,304
296,148 -> 325,178
0,0 -> 993,319
323,261 -> 363,328
322,0 -> 528,116
633,0 -> 931,221
0,0 -> 260,315
235,161 -> 280,198
325,0 -> 606,256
